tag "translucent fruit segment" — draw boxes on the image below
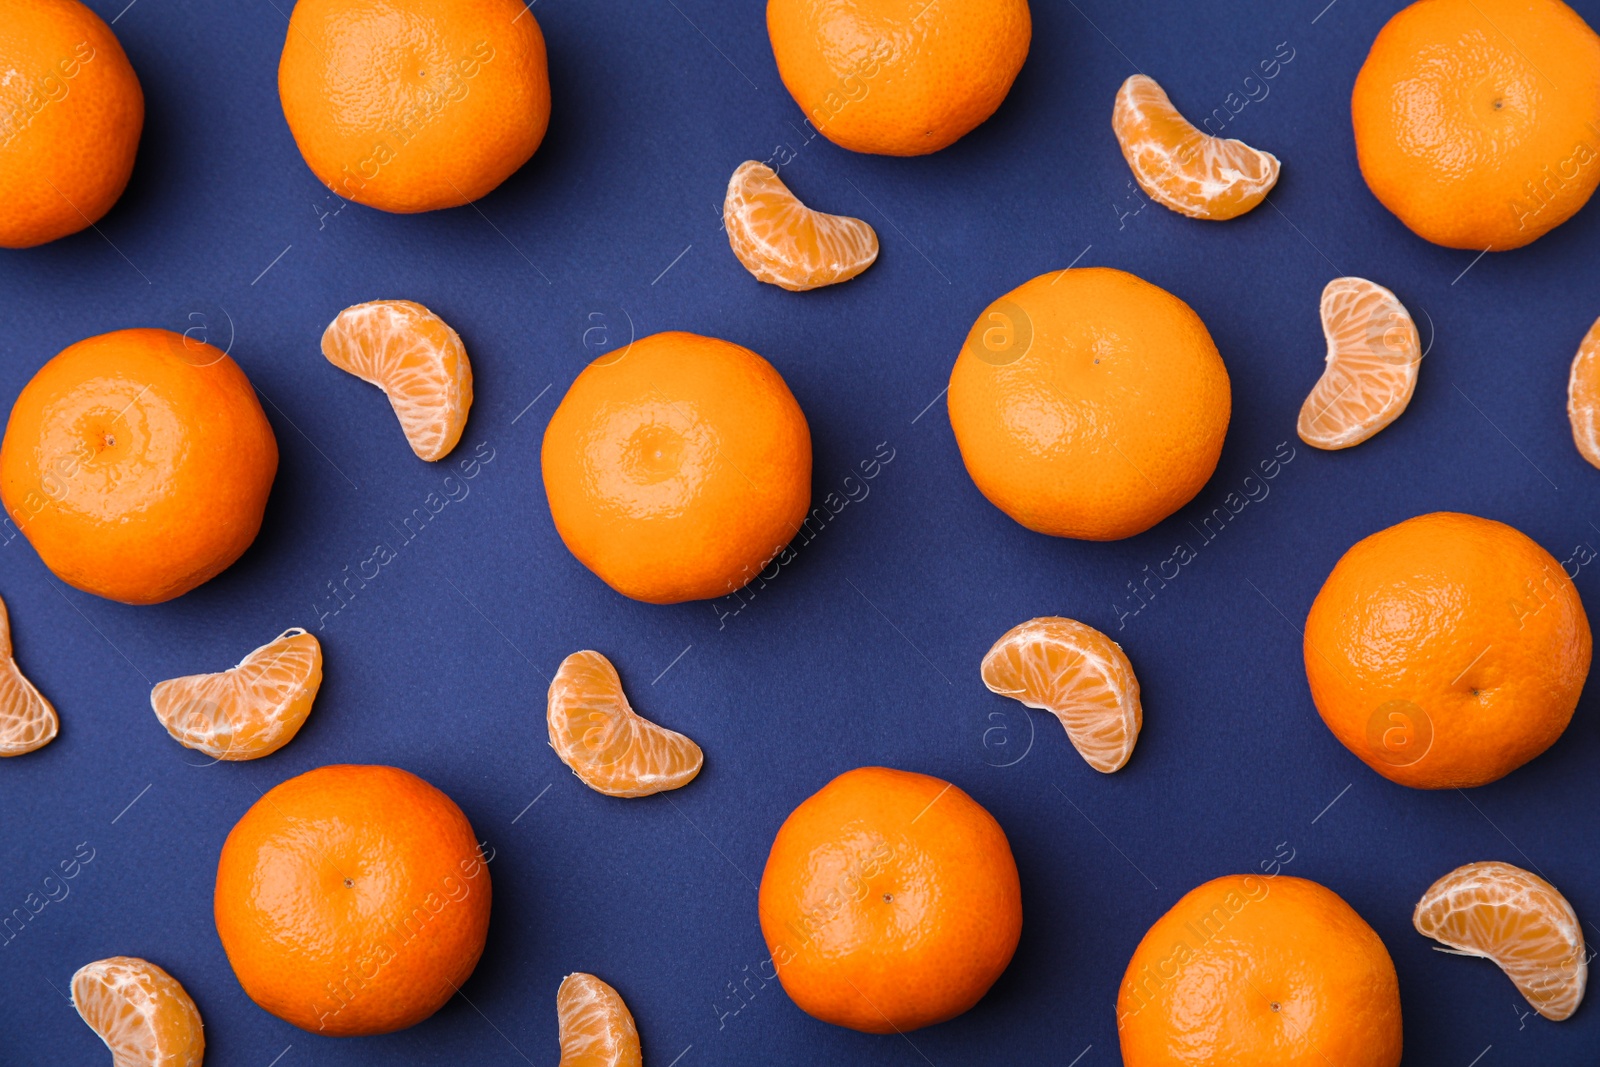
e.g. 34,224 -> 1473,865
981,616 -> 1142,772
1298,276 -> 1421,449
1414,860 -> 1587,1021
71,956 -> 205,1067
723,160 -> 879,291
149,628 -> 322,760
321,299 -> 473,461
0,593 -> 58,756
547,650 -> 703,797
556,972 -> 642,1067
1569,317 -> 1600,470
1112,74 -> 1280,221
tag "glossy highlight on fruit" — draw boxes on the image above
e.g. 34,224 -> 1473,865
759,766 -> 1022,1033
724,160 -> 878,291
547,650 -> 703,797
0,328 -> 279,605
150,628 -> 323,761
1297,277 -> 1422,450
71,956 -> 205,1067
0,592 -> 57,756
1112,73 -> 1280,220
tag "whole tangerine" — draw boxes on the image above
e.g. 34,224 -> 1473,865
541,330 -> 812,605
214,764 -> 492,1037
0,328 -> 278,605
1118,874 -> 1402,1066
758,766 -> 1022,1033
1351,0 -> 1600,250
767,0 -> 1032,156
0,0 -> 144,248
277,0 -> 550,213
1305,511 -> 1591,789
947,267 -> 1231,541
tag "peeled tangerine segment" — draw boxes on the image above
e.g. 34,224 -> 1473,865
556,972 -> 642,1067
548,650 -> 703,797
1569,317 -> 1600,470
1298,276 -> 1421,449
723,160 -> 879,291
1112,73 -> 1280,220
981,617 -> 1141,773
72,957 -> 205,1067
1415,860 -> 1587,1021
0,593 -> 57,756
149,628 -> 322,760
321,299 -> 473,461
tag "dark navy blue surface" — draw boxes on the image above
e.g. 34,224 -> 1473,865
4,0 -> 1600,1063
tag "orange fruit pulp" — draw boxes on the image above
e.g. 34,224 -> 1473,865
277,0 -> 550,213
1304,511 -> 1591,789
0,592 -> 58,756
0,327 -> 279,605
555,972 -> 642,1067
1351,0 -> 1600,250
1118,874 -> 1402,1066
72,956 -> 205,1066
947,267 -> 1231,541
766,0 -> 1031,156
1297,277 -> 1422,450
723,160 -> 878,291
214,764 -> 491,1036
758,766 -> 1022,1033
547,650 -> 703,797
149,627 -> 323,761
541,330 -> 812,604
0,0 -> 144,248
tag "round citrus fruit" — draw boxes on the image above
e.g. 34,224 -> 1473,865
0,328 -> 278,604
0,0 -> 143,249
214,764 -> 491,1036
1351,0 -> 1600,250
1118,874 -> 1402,1066
1305,511 -> 1591,789
277,0 -> 550,214
758,766 -> 1022,1033
541,330 -> 812,604
947,267 -> 1231,541
766,0 -> 1031,156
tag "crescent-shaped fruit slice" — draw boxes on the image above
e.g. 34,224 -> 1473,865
149,628 -> 322,760
0,593 -> 58,756
321,299 -> 473,461
72,957 -> 205,1066
1569,317 -> 1600,470
723,160 -> 879,291
981,617 -> 1141,773
556,972 -> 642,1067
1111,73 -> 1280,220
1414,860 -> 1587,1021
548,650 -> 703,797
1297,276 -> 1421,449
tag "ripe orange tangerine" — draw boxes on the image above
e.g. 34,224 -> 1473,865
0,328 -> 279,604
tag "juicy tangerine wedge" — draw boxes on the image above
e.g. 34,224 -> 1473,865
547,650 -> 703,797
149,628 -> 322,760
1415,861 -> 1587,1021
321,299 -> 473,461
1298,276 -> 1422,450
72,957 -> 205,1067
981,617 -> 1142,773
723,160 -> 879,291
556,972 -> 642,1067
0,594 -> 57,756
1112,73 -> 1280,220
1569,317 -> 1600,470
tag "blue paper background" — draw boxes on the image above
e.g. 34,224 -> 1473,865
4,0 -> 1600,1063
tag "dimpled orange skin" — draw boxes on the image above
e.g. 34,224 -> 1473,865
767,0 -> 1031,156
277,0 -> 550,214
0,328 -> 278,605
214,764 -> 491,1037
541,331 -> 812,605
1305,512 -> 1591,789
1118,875 -> 1402,1067
0,0 -> 143,249
1351,0 -> 1600,250
947,268 -> 1231,541
758,766 -> 1022,1034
